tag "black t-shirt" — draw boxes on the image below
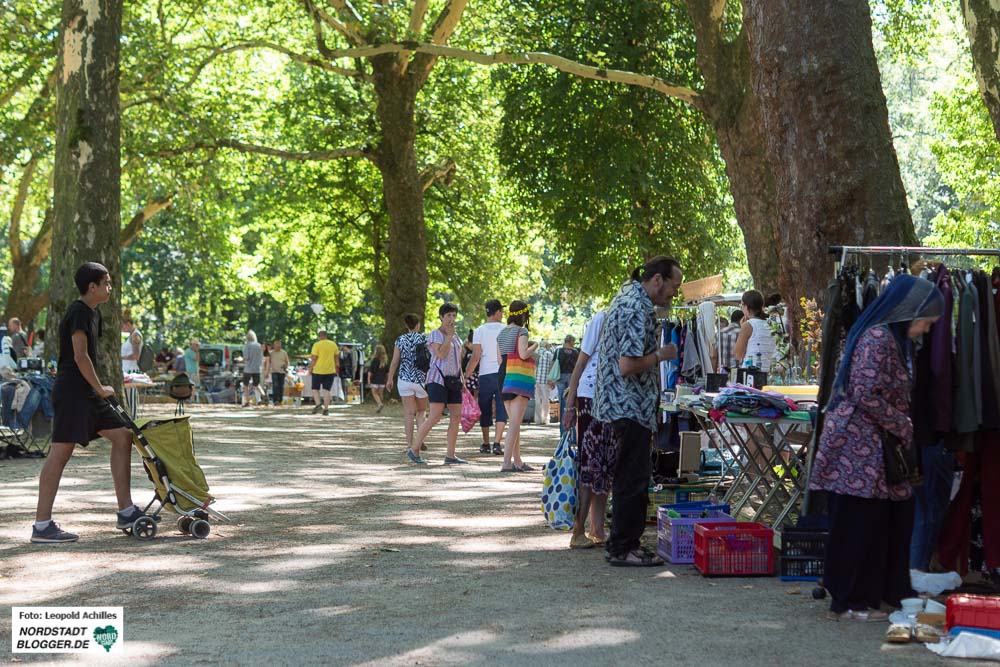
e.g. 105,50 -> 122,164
57,299 -> 101,394
555,346 -> 580,375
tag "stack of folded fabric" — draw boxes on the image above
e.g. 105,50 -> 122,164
709,384 -> 800,422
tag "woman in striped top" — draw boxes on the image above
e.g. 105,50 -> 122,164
497,300 -> 538,472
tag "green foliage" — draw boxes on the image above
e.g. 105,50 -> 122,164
870,0 -> 937,64
496,0 -> 739,301
927,74 -> 1000,248
874,1 -> 963,239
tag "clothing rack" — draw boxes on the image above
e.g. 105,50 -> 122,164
830,245 -> 1000,275
664,304 -> 728,375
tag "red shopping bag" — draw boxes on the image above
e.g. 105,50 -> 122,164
461,388 -> 481,433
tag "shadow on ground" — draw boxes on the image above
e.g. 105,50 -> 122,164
0,403 -> 960,666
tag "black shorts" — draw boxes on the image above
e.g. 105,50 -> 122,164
243,373 -> 261,386
311,373 -> 335,391
426,382 -> 462,405
51,386 -> 128,447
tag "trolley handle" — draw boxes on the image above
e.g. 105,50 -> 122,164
106,395 -> 141,431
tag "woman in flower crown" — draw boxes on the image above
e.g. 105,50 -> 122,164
496,300 -> 538,472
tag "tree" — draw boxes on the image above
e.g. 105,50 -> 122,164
961,0 -> 1000,143
1,0 -> 175,325
744,0 -> 917,317
496,0 -> 740,298
47,0 -> 124,387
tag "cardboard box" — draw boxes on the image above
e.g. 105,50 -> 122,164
917,612 -> 945,630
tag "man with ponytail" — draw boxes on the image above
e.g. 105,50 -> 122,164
592,256 -> 683,566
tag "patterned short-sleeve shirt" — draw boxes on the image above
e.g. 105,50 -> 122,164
394,332 -> 427,384
593,280 -> 660,431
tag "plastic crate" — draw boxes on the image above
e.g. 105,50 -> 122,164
948,626 -> 1000,641
779,527 -> 828,581
947,594 -> 1000,632
694,522 -> 774,577
645,486 -> 714,523
656,502 -> 732,564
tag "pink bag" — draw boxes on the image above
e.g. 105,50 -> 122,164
461,388 -> 481,433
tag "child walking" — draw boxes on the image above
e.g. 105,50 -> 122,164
31,262 -> 145,543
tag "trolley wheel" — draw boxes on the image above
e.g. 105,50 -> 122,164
132,516 -> 157,541
177,517 -> 194,534
193,509 -> 209,521
190,519 -> 211,539
812,586 -> 827,600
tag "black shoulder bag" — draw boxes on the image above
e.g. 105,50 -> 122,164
881,429 -> 922,487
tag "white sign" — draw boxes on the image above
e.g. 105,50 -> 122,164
12,607 -> 124,654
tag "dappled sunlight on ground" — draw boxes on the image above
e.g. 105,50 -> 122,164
0,403 -> 942,665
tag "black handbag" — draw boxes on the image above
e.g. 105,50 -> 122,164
881,430 -> 922,486
443,375 -> 463,393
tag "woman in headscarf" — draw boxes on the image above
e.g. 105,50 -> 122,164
811,274 -> 944,622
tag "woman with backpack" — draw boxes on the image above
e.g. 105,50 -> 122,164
386,313 -> 428,458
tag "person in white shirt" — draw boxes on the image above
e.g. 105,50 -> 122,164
561,310 -> 616,549
120,318 -> 142,374
120,318 -> 143,418
464,299 -> 508,455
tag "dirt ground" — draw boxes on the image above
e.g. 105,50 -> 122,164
0,401 -> 984,666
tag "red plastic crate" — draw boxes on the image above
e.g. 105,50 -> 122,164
947,594 -> 1000,632
693,521 -> 774,577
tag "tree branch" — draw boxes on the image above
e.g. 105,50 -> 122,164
398,0 -> 431,72
121,193 -> 176,248
154,139 -> 373,162
420,157 -> 456,192
0,59 -> 49,110
26,207 -> 54,271
8,156 -> 39,266
185,41 -> 371,89
302,0 -> 334,58
327,0 -> 368,45
304,0 -> 366,47
428,0 -> 468,45
407,0 -> 430,38
323,42 -> 703,107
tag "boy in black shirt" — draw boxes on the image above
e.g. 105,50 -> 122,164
31,262 -> 144,543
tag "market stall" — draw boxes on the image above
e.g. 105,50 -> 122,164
678,394 -> 813,530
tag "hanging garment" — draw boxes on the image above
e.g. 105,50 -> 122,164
842,268 -> 862,332
937,435 -> 1000,575
974,271 -> 1000,429
930,264 -> 955,433
862,271 -> 880,309
968,279 -> 984,427
680,318 -> 701,382
952,275 -> 979,436
696,302 -> 716,376
816,278 -> 846,430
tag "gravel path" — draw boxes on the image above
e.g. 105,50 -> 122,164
0,402 -> 980,666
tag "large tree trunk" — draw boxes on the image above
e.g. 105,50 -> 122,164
744,0 -> 916,318
961,0 -> 1000,143
685,1 -> 781,295
46,0 -> 124,390
372,59 -> 430,351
